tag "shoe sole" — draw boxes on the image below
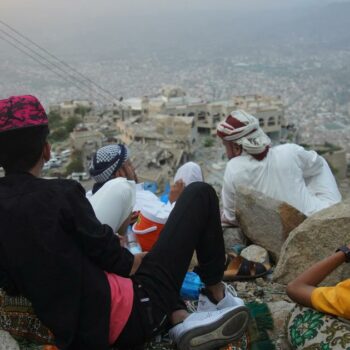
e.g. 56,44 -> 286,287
177,306 -> 250,350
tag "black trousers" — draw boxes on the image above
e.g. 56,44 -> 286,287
115,182 -> 226,349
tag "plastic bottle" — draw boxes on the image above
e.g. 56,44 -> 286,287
180,272 -> 204,300
126,226 -> 143,255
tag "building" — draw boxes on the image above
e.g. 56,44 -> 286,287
116,114 -> 197,154
49,100 -> 93,119
117,88 -> 285,143
69,127 -> 104,152
233,95 -> 285,143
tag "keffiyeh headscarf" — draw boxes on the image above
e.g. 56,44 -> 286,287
217,110 -> 271,160
89,144 -> 128,192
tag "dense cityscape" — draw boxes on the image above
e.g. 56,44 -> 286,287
2,1 -> 350,349
2,47 -> 350,154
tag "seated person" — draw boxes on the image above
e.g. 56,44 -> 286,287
287,245 -> 350,319
216,109 -> 342,226
88,144 -> 203,231
0,95 -> 249,350
88,144 -> 203,201
88,143 -> 137,195
174,162 -> 203,186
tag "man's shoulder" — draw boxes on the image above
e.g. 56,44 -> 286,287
40,177 -> 80,189
39,179 -> 88,203
0,175 -> 72,194
20,177 -> 81,194
226,154 -> 254,169
0,177 -> 82,220
224,155 -> 252,179
272,143 -> 301,153
21,177 -> 85,199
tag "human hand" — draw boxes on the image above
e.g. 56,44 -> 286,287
124,160 -> 138,182
118,234 -> 127,248
169,179 -> 185,204
130,211 -> 140,224
130,252 -> 148,275
115,160 -> 138,182
118,213 -> 132,236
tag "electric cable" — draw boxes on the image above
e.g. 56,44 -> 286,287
0,27 -> 115,104
0,19 -> 118,102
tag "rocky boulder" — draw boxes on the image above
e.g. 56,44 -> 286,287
240,244 -> 270,265
222,227 -> 247,253
267,301 -> 295,350
236,186 -> 306,261
274,198 -> 350,285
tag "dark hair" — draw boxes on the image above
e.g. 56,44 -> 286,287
92,182 -> 104,194
0,125 -> 49,174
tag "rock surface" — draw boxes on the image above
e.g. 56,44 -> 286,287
267,300 -> 295,350
274,198 -> 350,285
236,186 -> 306,261
222,227 -> 247,252
232,279 -> 293,350
0,331 -> 20,350
241,244 -> 270,264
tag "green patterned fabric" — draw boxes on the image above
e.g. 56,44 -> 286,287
287,305 -> 350,350
1,289 -> 274,350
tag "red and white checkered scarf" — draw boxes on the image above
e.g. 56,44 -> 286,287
217,110 -> 271,160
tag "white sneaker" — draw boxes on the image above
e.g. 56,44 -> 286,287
197,283 -> 245,312
169,305 -> 250,350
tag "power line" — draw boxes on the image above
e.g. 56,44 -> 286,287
0,28 -> 115,104
0,34 -> 90,96
0,29 -> 114,104
0,19 -> 118,102
0,35 -> 108,105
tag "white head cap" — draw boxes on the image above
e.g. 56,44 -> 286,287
174,162 -> 203,186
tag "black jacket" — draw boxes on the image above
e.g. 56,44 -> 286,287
0,173 -> 134,349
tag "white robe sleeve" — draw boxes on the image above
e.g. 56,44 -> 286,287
295,145 -> 341,214
295,145 -> 323,178
221,165 -> 238,226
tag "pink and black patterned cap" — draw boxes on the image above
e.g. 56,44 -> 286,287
0,95 -> 48,133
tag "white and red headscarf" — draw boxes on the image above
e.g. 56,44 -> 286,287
217,110 -> 271,160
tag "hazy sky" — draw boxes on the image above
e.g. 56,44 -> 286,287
1,0 -> 349,102
0,0 -> 347,59
1,0 -> 322,14
0,1 -> 333,39
1,0 -> 334,28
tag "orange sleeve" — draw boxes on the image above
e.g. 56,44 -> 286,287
311,279 -> 350,319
